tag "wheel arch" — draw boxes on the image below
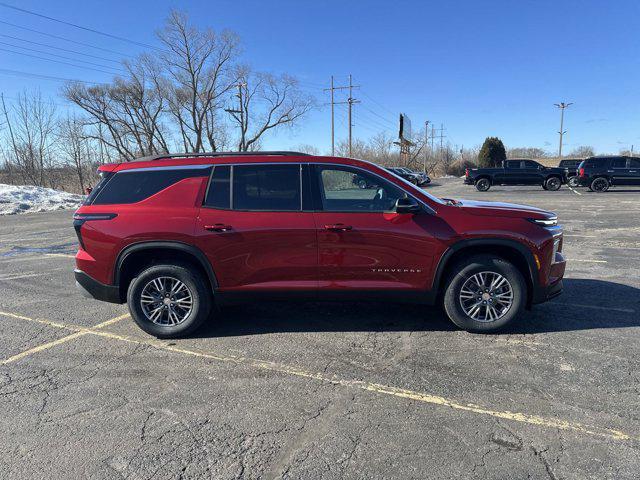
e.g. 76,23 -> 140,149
431,239 -> 538,307
115,241 -> 218,301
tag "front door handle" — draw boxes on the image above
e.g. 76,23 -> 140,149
324,223 -> 352,232
204,224 -> 233,232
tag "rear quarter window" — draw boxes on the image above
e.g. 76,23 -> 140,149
91,167 -> 211,205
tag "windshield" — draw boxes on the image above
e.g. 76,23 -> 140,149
385,168 -> 446,205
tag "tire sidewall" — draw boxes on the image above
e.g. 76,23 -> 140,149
443,256 -> 526,333
591,177 -> 609,192
545,177 -> 561,191
475,178 -> 490,191
568,176 -> 579,187
127,264 -> 211,338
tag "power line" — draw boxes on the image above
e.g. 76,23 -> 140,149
0,68 -> 104,84
360,104 -> 395,127
360,90 -> 396,116
0,2 -> 161,51
0,33 -> 122,63
0,47 -> 120,75
0,41 -> 125,73
0,20 -> 132,57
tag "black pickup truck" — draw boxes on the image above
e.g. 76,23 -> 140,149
464,159 -> 567,191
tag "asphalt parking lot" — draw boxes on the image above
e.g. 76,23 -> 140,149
1,178 -> 639,479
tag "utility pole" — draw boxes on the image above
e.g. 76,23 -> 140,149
554,102 -> 573,158
438,124 -> 446,153
423,120 -> 430,173
330,76 -> 334,155
325,75 -> 359,156
225,81 -> 247,149
430,124 -> 436,151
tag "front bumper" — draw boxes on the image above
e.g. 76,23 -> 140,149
75,269 -> 123,304
531,252 -> 566,304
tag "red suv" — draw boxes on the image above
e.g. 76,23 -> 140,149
74,152 -> 565,337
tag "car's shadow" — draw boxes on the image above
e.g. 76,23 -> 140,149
195,278 -> 640,338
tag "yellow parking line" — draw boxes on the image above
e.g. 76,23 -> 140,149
1,331 -> 89,365
0,310 -> 634,442
85,329 -> 634,442
0,312 -> 129,365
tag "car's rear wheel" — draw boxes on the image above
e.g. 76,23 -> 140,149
475,178 -> 491,191
545,176 -> 561,191
590,177 -> 609,192
567,176 -> 579,188
127,263 -> 212,338
443,255 -> 526,333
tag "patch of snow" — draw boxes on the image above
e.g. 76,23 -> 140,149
0,184 -> 84,215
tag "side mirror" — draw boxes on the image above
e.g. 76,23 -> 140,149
395,197 -> 421,214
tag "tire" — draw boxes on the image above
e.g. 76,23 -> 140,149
357,179 -> 368,189
590,177 -> 609,192
127,263 -> 212,338
545,176 -> 561,191
475,178 -> 491,191
443,255 -> 526,333
542,183 -> 549,191
568,176 -> 579,188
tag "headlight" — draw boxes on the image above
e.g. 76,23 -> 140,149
529,217 -> 558,227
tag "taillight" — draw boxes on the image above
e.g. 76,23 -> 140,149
73,213 -> 117,249
465,168 -> 469,177
579,167 -> 585,177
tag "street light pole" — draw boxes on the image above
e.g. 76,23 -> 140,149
554,102 -> 573,158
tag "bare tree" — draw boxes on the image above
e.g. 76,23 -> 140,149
2,91 -> 57,186
507,147 -> 549,159
568,145 -> 595,157
58,115 -> 94,192
64,71 -> 170,161
227,67 -> 315,151
156,10 -> 239,152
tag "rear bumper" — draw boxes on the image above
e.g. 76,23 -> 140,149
75,269 -> 123,304
463,178 -> 474,185
577,176 -> 591,186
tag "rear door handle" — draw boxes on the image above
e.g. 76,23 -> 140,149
324,223 -> 352,232
204,224 -> 232,232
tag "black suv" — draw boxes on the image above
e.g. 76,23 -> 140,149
558,158 -> 583,187
577,156 -> 640,192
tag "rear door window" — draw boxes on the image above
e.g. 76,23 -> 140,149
91,167 -> 210,205
611,158 -> 628,169
505,161 -> 520,169
232,164 -> 301,211
204,166 -> 231,209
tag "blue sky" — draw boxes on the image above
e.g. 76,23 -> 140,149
1,0 -> 639,154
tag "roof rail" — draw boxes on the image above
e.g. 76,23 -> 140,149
131,151 -> 310,162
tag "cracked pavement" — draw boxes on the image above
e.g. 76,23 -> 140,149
0,179 -> 639,479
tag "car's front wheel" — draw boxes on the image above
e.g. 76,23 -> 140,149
475,178 -> 491,191
567,176 -> 579,188
443,255 -> 526,333
127,263 -> 212,338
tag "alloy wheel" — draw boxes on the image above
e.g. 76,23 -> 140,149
459,271 -> 514,323
140,276 -> 193,326
592,178 -> 608,192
